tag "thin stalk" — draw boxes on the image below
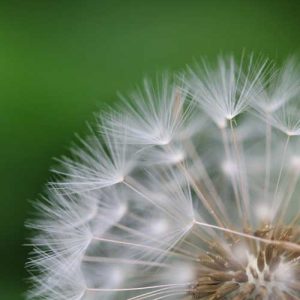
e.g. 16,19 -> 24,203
193,220 -> 300,252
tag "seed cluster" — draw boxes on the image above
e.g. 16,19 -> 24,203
27,57 -> 300,300
190,225 -> 300,299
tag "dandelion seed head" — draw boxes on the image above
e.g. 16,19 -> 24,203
27,56 -> 300,300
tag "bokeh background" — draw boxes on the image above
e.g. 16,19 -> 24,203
1,0 -> 300,298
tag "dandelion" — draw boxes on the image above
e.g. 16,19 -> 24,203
27,56 -> 300,300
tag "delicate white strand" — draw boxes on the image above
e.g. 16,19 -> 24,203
85,282 -> 191,292
193,220 -> 300,252
273,135 -> 290,206
128,287 -> 190,300
229,119 -> 251,227
264,118 -> 272,200
92,233 -> 199,261
183,139 -> 231,225
275,167 -> 300,223
152,291 -> 189,300
127,287 -> 183,300
123,178 -> 190,223
220,126 -> 243,219
82,256 -> 171,268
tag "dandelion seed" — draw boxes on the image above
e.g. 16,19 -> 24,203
27,56 -> 300,300
102,75 -> 196,146
251,57 -> 300,114
186,55 -> 269,128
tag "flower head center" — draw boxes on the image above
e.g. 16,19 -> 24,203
190,225 -> 300,299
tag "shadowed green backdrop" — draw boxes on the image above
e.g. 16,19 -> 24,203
0,0 -> 299,298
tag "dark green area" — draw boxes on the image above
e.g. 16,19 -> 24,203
0,0 -> 299,298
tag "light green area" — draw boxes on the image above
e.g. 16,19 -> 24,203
0,0 -> 299,298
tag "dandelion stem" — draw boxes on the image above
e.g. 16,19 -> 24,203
184,139 -> 231,225
127,287 -> 174,300
123,177 -> 181,222
276,169 -> 300,223
85,283 -> 190,292
178,162 -> 227,229
264,118 -> 272,200
220,126 -> 243,220
193,220 -> 300,252
82,256 -> 170,267
229,119 -> 251,229
91,236 -> 193,260
273,135 -> 290,204
128,287 -> 190,300
152,291 -> 189,300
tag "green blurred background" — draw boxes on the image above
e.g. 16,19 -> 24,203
0,0 -> 299,298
